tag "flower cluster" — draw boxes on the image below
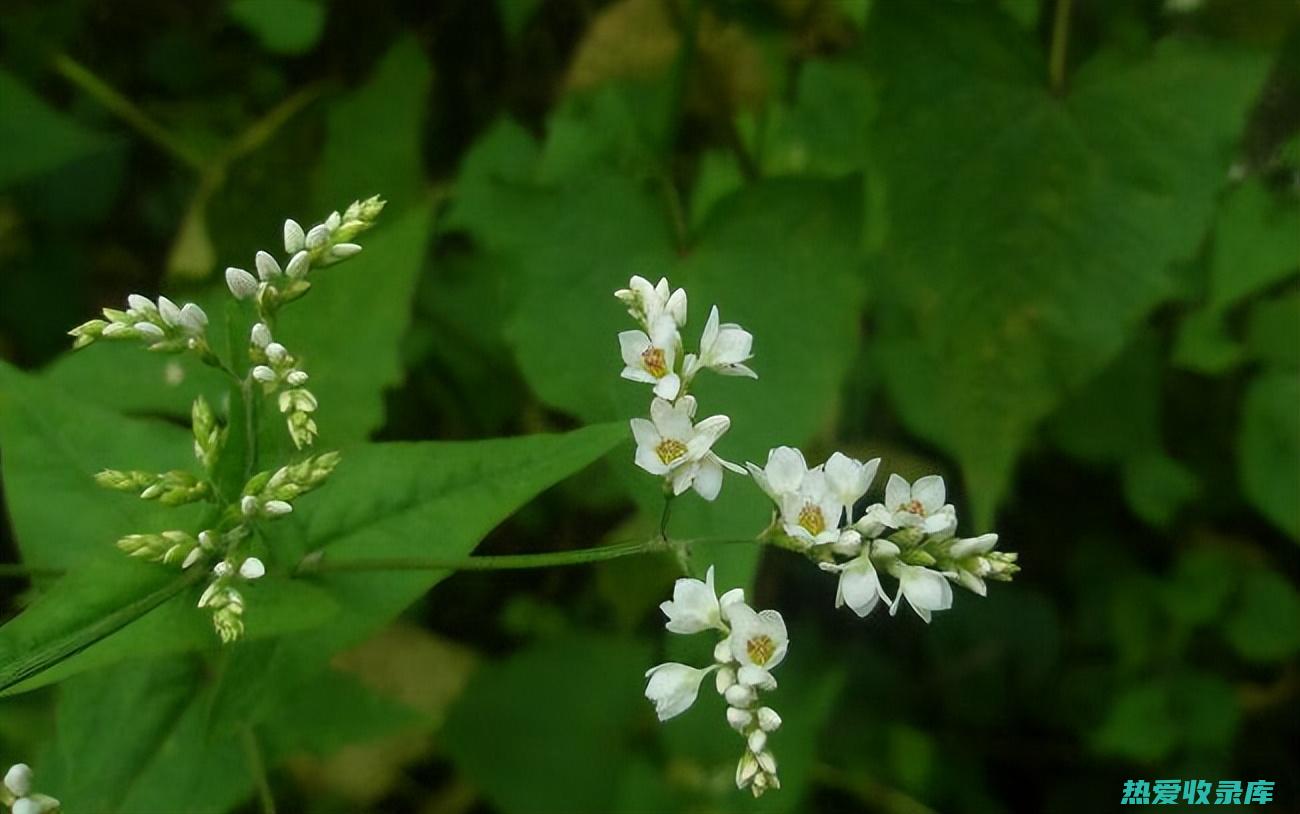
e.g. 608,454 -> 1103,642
2,764 -> 58,814
620,276 -> 1019,798
616,276 -> 755,501
750,448 -> 1017,623
70,199 -> 381,642
644,568 -> 786,797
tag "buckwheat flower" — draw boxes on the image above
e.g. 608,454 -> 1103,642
779,469 -> 842,547
820,541 -> 891,618
824,452 -> 880,522
284,219 -> 305,253
177,303 -> 208,335
615,275 -> 688,330
881,474 -> 957,536
4,763 -> 59,814
255,250 -> 282,281
745,446 -> 809,504
226,267 -> 259,299
888,562 -> 953,623
644,663 -> 716,721
942,534 -> 1018,595
631,397 -> 737,498
618,315 -> 683,400
684,305 -> 757,380
660,565 -> 729,634
726,603 -> 788,683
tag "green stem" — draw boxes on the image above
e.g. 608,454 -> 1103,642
1048,0 -> 1073,95
241,726 -> 277,814
0,563 -> 66,579
52,52 -> 208,171
659,493 -> 675,540
662,0 -> 703,154
241,376 -> 258,480
303,536 -> 763,575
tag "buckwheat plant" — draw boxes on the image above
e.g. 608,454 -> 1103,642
2,763 -> 58,814
617,276 -> 1019,797
69,196 -> 384,643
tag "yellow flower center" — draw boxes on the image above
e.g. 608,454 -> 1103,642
746,634 -> 776,666
641,346 -> 668,378
797,504 -> 825,536
902,499 -> 926,516
656,438 -> 688,465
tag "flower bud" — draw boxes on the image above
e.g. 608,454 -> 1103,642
250,322 -> 273,348
283,219 -> 305,253
305,224 -> 331,249
756,707 -> 782,732
226,267 -> 259,299
239,557 -> 266,580
255,250 -> 282,281
157,296 -> 182,326
726,706 -> 752,731
285,250 -> 311,279
747,730 -> 767,754
264,500 -> 293,516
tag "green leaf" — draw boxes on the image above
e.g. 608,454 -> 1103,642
314,37 -> 432,215
442,636 -> 650,814
1223,569 -> 1300,661
753,59 -> 875,178
204,423 -> 627,726
1238,371 -> 1300,540
1245,291 -> 1300,369
0,68 -> 114,189
868,1 -> 1267,526
228,0 -> 326,55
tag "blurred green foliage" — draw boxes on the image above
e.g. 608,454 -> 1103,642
0,0 -> 1297,812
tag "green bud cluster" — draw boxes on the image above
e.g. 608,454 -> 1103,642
116,530 -> 199,564
191,395 -> 225,472
244,452 -> 341,503
95,468 -> 209,506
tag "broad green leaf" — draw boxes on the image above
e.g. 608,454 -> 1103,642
314,37 -> 431,215
1245,291 -> 1300,369
0,361 -> 201,567
203,423 -> 627,727
442,636 -> 650,814
1223,568 -> 1300,661
1092,671 -> 1237,761
1174,180 -> 1300,372
0,68 -> 114,188
753,59 -> 875,178
229,0 -> 326,55
1238,371 -> 1300,540
0,362 -> 336,694
868,0 -> 1267,526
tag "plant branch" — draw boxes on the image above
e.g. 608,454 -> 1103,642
241,726 -> 277,814
52,52 -> 208,171
0,563 -> 66,580
299,535 -> 763,575
1048,0 -> 1074,95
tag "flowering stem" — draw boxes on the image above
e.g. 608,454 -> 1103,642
300,536 -> 764,575
659,494 -> 675,540
1048,0 -> 1073,95
241,376 -> 259,479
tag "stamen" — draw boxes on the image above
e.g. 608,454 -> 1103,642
656,438 -> 688,465
641,347 -> 668,378
797,504 -> 825,536
746,634 -> 776,666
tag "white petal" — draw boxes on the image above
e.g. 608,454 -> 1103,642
630,417 -> 660,450
157,296 -> 182,326
285,250 -> 311,279
225,267 -> 259,299
660,570 -> 722,634
653,373 -> 682,401
239,557 -> 266,580
653,397 -> 694,440
700,305 -> 721,356
670,461 -> 697,495
692,455 -> 724,501
178,303 -> 208,333
127,294 -> 155,313
644,663 -> 711,721
884,473 -> 911,510
687,415 -> 731,458
665,287 -> 688,326
912,475 -> 946,513
765,447 -> 808,496
634,444 -> 669,475
618,331 -> 651,366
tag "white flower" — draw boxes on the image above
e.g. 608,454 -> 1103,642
779,469 -> 842,546
644,662 -> 715,721
881,474 -> 957,535
225,267 -> 259,299
824,452 -> 880,521
944,533 -> 1009,595
255,250 -> 282,281
285,250 -> 311,279
618,315 -> 683,400
745,446 -> 810,503
5,764 -> 31,797
685,305 -> 756,380
615,275 -> 688,330
888,563 -> 953,623
284,219 -> 305,253
726,603 -> 788,681
631,397 -> 739,499
660,565 -> 726,634
177,303 -> 208,334
239,557 -> 266,580
821,546 -> 889,618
